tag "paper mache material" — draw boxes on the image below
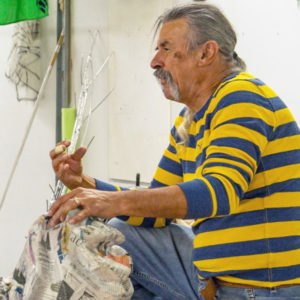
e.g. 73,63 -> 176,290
0,215 -> 133,300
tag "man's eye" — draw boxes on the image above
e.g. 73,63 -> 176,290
164,48 -> 170,51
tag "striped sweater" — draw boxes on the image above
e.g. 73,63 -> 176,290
95,72 -> 300,287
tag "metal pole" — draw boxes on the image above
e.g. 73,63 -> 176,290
56,0 -> 71,143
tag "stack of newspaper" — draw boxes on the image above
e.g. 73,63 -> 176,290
0,215 -> 133,299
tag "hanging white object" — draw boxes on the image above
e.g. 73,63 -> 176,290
6,20 -> 41,101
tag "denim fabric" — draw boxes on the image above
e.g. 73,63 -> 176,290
215,285 -> 300,299
108,218 -> 205,300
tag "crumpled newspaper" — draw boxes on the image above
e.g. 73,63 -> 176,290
0,215 -> 133,299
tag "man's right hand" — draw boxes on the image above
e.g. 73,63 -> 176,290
49,140 -> 87,190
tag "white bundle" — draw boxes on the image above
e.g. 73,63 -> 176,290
0,216 -> 133,300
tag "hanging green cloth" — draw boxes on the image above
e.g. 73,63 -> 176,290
0,0 -> 48,25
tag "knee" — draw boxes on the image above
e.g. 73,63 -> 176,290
108,217 -> 130,232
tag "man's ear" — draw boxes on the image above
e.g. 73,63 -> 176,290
197,40 -> 219,66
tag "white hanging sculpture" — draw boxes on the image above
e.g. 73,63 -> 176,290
6,20 -> 41,101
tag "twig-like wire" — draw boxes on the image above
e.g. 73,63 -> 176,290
48,31 -> 111,207
86,136 -> 95,150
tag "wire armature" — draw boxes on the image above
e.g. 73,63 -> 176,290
5,20 -> 41,101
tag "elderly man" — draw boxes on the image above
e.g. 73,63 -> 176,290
48,3 -> 300,299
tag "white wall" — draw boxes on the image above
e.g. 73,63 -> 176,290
0,0 -> 299,276
0,5 -> 57,275
107,0 -> 177,184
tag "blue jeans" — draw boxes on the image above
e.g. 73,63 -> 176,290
215,285 -> 300,299
108,218 -> 205,299
108,218 -> 300,300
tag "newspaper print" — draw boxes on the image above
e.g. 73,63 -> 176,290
0,216 -> 133,300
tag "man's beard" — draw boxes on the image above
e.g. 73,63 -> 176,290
153,69 -> 181,101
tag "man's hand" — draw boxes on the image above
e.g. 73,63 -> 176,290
48,187 -> 120,227
49,140 -> 87,190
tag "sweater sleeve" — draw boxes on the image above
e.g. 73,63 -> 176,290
95,179 -> 128,191
178,81 -> 276,220
95,124 -> 184,228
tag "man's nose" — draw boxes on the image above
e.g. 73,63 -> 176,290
150,52 -> 164,69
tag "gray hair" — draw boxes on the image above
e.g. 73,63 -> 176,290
155,3 -> 246,144
155,3 -> 246,73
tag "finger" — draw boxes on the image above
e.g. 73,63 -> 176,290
49,140 -> 66,159
49,145 -> 65,160
59,197 -> 79,223
64,158 -> 82,176
69,208 -> 90,225
71,147 -> 87,161
55,161 -> 70,179
52,153 -> 68,171
48,189 -> 75,217
49,198 -> 78,227
49,140 -> 71,159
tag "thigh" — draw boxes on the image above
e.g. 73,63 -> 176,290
108,218 -> 204,300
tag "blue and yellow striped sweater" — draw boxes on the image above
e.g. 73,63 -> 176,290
95,72 -> 300,287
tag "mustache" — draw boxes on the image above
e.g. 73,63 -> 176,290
153,68 -> 181,101
153,69 -> 174,83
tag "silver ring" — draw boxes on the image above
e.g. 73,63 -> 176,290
74,197 -> 80,207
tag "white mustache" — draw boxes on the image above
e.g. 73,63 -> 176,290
153,69 -> 181,101
153,69 -> 174,83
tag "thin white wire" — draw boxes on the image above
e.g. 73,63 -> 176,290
0,28 -> 65,212
94,53 -> 112,80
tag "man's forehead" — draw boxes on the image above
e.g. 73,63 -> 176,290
157,19 -> 189,45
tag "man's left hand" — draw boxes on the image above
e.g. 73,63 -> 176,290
48,188 -> 120,227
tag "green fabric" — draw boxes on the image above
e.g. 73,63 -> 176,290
62,108 -> 76,142
0,0 -> 48,25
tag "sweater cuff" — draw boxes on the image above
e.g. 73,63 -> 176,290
95,179 -> 118,191
177,179 -> 213,219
